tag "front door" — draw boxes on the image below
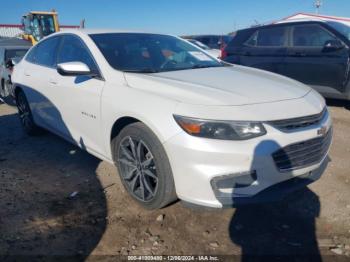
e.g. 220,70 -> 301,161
282,23 -> 349,93
51,34 -> 105,155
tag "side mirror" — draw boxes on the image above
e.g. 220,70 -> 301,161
57,62 -> 92,76
323,40 -> 344,52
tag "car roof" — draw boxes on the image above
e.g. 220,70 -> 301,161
275,18 -> 329,24
238,20 -> 328,33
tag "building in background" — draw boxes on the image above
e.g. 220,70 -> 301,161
0,24 -> 79,38
280,12 -> 350,26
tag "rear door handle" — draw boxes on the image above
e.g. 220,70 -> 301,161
24,71 -> 30,76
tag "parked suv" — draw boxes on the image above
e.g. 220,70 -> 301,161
0,46 -> 29,98
223,20 -> 350,100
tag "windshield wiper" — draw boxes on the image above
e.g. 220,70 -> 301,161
122,68 -> 159,73
190,64 -> 223,70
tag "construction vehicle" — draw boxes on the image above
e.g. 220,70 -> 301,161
21,11 -> 60,45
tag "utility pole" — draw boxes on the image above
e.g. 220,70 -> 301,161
80,19 -> 85,29
314,0 -> 322,14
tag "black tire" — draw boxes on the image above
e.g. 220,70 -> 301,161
112,122 -> 177,209
16,90 -> 42,136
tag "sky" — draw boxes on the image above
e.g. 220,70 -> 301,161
1,0 -> 350,35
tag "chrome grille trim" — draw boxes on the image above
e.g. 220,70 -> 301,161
272,128 -> 332,172
268,108 -> 328,132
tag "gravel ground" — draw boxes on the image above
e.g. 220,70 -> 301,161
0,99 -> 349,261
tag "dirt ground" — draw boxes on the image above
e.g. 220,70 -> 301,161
0,99 -> 350,261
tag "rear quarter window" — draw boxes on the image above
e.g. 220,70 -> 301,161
26,36 -> 61,67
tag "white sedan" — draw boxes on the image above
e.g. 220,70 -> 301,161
12,29 -> 332,209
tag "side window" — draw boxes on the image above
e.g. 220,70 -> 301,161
57,35 -> 98,72
245,27 -> 286,47
292,24 -> 337,47
25,36 -> 60,67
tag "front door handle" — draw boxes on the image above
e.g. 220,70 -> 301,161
49,79 -> 57,85
24,71 -> 30,76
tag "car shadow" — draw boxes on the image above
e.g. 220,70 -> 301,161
229,188 -> 321,261
228,139 -> 325,261
0,88 -> 107,258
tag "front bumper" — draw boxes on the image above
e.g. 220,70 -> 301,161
163,112 -> 332,208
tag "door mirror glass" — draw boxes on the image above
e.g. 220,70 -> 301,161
57,62 -> 91,76
323,40 -> 344,52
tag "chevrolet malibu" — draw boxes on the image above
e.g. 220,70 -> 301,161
12,30 -> 332,209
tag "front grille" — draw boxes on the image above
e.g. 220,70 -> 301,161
268,108 -> 327,132
272,128 -> 332,172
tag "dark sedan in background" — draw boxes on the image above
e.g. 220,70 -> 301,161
222,20 -> 350,101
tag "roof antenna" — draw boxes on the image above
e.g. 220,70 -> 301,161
314,0 -> 322,14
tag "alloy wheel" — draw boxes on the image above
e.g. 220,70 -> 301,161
17,93 -> 32,129
118,136 -> 158,202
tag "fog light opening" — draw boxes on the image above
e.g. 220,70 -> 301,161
213,170 -> 257,190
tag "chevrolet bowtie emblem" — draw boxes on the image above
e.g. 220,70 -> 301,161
317,126 -> 328,136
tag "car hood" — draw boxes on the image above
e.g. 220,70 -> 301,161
124,65 -> 311,106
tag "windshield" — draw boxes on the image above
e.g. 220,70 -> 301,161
326,21 -> 350,40
90,33 -> 223,73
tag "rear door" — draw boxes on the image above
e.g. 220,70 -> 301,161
20,36 -> 62,129
282,23 -> 349,93
238,25 -> 288,74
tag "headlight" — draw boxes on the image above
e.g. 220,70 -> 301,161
174,115 -> 266,140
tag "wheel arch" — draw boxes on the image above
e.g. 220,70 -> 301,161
108,115 -> 169,162
110,116 -> 141,142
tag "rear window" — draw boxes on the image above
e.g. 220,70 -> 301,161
245,27 -> 286,47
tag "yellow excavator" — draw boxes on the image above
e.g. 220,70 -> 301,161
21,11 -> 60,45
